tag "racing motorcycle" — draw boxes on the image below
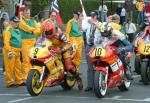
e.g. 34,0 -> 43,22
134,33 -> 150,85
26,37 -> 79,96
89,39 -> 131,98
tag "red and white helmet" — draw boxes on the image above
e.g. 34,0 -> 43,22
41,21 -> 55,32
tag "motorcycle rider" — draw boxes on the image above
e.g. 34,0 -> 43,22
100,23 -> 133,80
41,20 -> 83,90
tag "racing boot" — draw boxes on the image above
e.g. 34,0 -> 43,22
117,50 -> 133,80
64,58 -> 76,76
64,58 -> 83,90
122,55 -> 133,80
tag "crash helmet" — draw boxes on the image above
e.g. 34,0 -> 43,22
100,22 -> 112,37
41,20 -> 55,38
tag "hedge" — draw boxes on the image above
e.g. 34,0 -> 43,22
31,0 -> 136,23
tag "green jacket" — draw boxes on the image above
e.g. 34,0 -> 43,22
68,19 -> 82,37
19,18 -> 37,39
9,28 -> 22,48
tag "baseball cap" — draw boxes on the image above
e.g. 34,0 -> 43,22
10,16 -> 20,22
73,11 -> 81,16
89,11 -> 98,17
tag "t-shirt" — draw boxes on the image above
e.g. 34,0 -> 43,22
120,8 -> 126,16
145,5 -> 150,13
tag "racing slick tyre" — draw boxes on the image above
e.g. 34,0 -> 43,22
94,70 -> 107,98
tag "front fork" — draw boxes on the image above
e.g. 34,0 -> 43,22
104,67 -> 108,84
39,66 -> 45,83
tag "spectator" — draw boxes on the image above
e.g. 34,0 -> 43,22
19,8 -> 40,82
125,18 -> 137,43
42,11 -> 62,33
124,0 -> 134,20
115,4 -> 122,16
82,11 -> 103,92
145,2 -> 150,14
120,5 -> 126,25
0,13 -> 9,75
136,0 -> 145,26
65,11 -> 83,72
3,16 -> 25,87
0,12 -> 9,34
99,4 -> 108,22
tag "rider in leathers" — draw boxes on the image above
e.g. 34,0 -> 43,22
41,20 -> 83,90
100,23 -> 133,80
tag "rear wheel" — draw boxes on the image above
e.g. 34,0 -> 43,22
141,61 -> 149,85
134,56 -> 141,74
94,70 -> 107,98
26,69 -> 44,96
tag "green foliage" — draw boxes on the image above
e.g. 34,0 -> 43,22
0,0 -> 3,6
31,0 -> 51,16
31,0 -> 136,23
59,0 -> 117,23
58,0 -> 81,23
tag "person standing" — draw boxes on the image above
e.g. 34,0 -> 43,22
3,16 -> 24,87
125,18 -> 137,43
124,0 -> 134,20
145,3 -> 150,14
99,4 -> 108,22
43,11 -> 62,33
82,11 -> 103,91
120,5 -> 126,25
136,0 -> 145,26
65,11 -> 83,73
115,4 -> 122,17
19,8 -> 40,81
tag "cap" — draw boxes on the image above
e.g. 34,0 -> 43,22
73,11 -> 81,16
10,16 -> 20,22
89,11 -> 98,17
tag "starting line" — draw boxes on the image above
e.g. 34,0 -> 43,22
0,94 -> 149,103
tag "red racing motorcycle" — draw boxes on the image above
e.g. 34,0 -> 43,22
89,40 -> 132,98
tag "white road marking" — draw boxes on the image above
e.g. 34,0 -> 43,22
0,68 -> 3,71
111,96 -> 122,99
0,94 -> 150,102
103,98 -> 149,102
144,98 -> 150,102
8,97 -> 35,103
0,94 -> 29,96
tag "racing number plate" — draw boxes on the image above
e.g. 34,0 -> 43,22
34,48 -> 39,56
144,45 -> 150,53
93,47 -> 106,57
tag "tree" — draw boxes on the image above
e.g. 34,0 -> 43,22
31,0 -> 51,16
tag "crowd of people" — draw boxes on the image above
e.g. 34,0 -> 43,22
0,0 -> 150,91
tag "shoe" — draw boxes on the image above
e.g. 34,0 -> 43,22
7,84 -> 16,88
16,82 -> 26,86
84,87 -> 92,92
76,77 -> 83,90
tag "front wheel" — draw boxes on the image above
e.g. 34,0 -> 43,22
26,69 -> 44,96
141,61 -> 149,85
94,70 -> 107,98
